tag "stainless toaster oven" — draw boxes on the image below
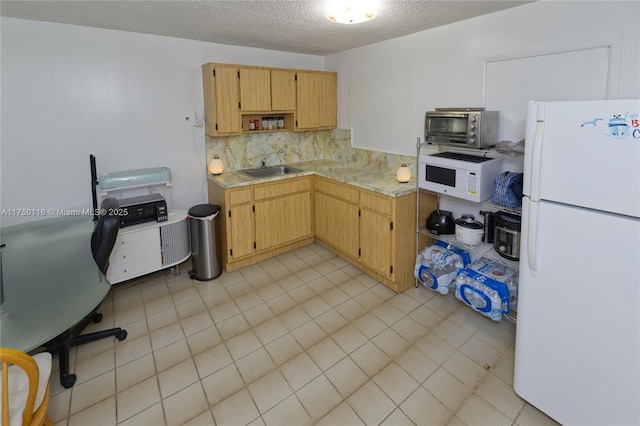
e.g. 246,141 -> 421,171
425,108 -> 499,149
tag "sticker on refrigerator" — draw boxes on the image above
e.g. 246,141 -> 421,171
580,111 -> 640,140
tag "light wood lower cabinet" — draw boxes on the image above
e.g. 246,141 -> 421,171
255,191 -> 312,251
209,174 -> 416,292
360,208 -> 393,278
314,176 -> 417,293
228,202 -> 255,260
208,176 -> 314,271
314,187 -> 360,258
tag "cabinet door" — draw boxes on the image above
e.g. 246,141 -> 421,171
255,191 -> 311,251
296,72 -> 337,130
296,72 -> 316,129
360,208 -> 393,279
240,68 -> 271,112
271,70 -> 296,111
314,192 -> 359,258
228,204 -> 255,260
213,66 -> 242,134
317,72 -> 337,128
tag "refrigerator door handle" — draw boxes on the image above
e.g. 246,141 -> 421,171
530,121 -> 545,202
527,200 -> 539,275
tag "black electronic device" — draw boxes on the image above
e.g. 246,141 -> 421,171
493,211 -> 521,261
118,193 -> 168,228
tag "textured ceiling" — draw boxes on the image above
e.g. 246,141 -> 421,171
0,0 -> 531,55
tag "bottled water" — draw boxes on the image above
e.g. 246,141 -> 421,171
453,257 -> 519,321
414,244 -> 466,295
455,274 -> 503,321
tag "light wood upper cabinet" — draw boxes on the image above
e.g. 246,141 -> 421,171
239,68 -> 271,112
296,72 -> 337,130
202,63 -> 242,136
270,70 -> 297,111
203,63 -> 336,136
240,68 -> 296,112
318,72 -> 338,128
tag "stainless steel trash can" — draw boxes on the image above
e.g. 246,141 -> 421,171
187,204 -> 222,281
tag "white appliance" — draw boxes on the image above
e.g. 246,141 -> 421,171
514,99 -> 640,425
418,152 -> 502,202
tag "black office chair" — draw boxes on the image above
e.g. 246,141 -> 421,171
46,197 -> 128,388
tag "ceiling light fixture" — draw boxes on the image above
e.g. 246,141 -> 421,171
326,1 -> 378,24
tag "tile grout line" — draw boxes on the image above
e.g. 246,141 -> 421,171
53,244 -> 528,426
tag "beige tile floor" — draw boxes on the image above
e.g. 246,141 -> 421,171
46,243 -> 559,426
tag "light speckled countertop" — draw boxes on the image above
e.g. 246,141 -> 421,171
207,159 -> 416,197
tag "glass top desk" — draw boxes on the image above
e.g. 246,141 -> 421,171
0,216 -> 110,353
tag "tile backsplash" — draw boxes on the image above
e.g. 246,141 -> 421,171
205,129 -> 416,174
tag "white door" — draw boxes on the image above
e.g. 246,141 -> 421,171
514,197 -> 640,425
523,99 -> 640,217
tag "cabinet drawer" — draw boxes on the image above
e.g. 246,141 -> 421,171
254,178 -> 310,200
109,241 -> 161,267
114,228 -> 159,249
107,255 -> 163,284
315,178 -> 359,203
229,188 -> 252,205
361,191 -> 392,216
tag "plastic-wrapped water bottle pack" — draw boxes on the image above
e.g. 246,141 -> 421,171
454,257 -> 519,321
414,241 -> 470,295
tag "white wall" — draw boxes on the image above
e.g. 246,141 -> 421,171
2,2 -> 639,226
326,1 -> 640,155
0,18 -> 323,225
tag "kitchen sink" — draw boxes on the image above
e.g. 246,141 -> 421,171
243,165 -> 303,178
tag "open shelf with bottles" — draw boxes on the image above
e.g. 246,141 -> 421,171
241,112 -> 295,133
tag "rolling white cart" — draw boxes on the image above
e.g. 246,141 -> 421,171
98,167 -> 190,284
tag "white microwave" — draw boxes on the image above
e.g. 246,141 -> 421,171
419,152 -> 502,202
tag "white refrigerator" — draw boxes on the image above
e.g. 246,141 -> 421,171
514,99 -> 640,425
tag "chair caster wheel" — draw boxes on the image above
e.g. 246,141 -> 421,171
117,330 -> 128,341
93,313 -> 103,323
61,373 -> 77,389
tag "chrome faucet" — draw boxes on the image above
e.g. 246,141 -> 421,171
261,158 -> 266,168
